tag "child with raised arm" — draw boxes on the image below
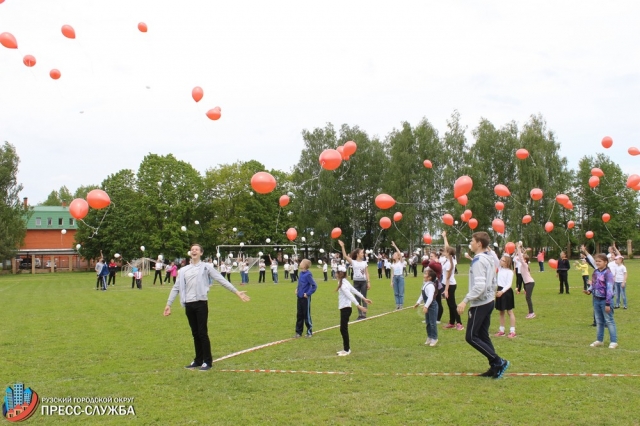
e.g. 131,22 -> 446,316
583,253 -> 618,348
390,241 -> 405,310
338,240 -> 371,320
516,242 -> 536,319
294,259 -> 317,338
335,265 -> 372,356
414,268 -> 439,347
441,231 -> 464,331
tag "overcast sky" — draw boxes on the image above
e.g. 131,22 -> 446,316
1,0 -> 639,204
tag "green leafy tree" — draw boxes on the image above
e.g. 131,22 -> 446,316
0,142 -> 29,261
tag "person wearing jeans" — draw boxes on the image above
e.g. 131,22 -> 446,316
613,255 -> 627,309
390,242 -> 405,309
537,250 -> 545,272
269,255 -> 278,283
415,268 -> 439,346
585,253 -> 618,348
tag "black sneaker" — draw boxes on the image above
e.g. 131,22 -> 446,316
199,363 -> 211,371
493,360 -> 510,379
479,368 -> 495,377
185,361 -> 201,369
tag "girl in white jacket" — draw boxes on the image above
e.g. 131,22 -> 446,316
336,265 -> 372,356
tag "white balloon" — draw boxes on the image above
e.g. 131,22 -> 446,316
194,220 -> 200,225
232,262 -> 238,267
76,244 -> 81,250
301,237 -> 306,242
240,242 -> 244,247
114,253 -> 121,258
181,226 -> 187,232
158,255 -> 163,260
140,246 -> 145,252
213,260 -> 218,265
266,238 -> 271,243
233,227 -> 238,232
187,251 -> 191,256
319,248 -> 325,253
249,192 -> 254,196
493,242 -> 499,247
464,252 -> 469,256
318,260 -> 323,264
216,252 -> 221,258
61,229 -> 67,235
287,192 -> 294,197
228,253 -> 233,258
310,231 -> 314,236
284,254 -> 289,260
468,244 -> 472,250
454,220 -> 459,225
194,194 -> 199,199
128,272 -> 134,278
157,181 -> 162,186
258,251 -> 263,256
357,238 -> 361,243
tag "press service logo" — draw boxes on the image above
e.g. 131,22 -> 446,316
3,382 -> 39,422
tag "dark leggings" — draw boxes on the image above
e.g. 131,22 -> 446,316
558,270 -> 569,293
340,307 -> 352,351
582,275 -> 589,290
323,272 -> 328,281
377,268 -> 382,279
516,273 -> 523,292
259,270 -> 266,283
436,291 -> 444,322
524,282 -> 535,313
446,285 -> 462,325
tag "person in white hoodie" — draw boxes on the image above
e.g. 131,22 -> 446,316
457,232 -> 510,379
335,265 -> 371,356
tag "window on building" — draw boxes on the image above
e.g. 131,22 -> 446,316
47,218 -> 52,226
35,217 -> 41,226
58,218 -> 63,226
69,218 -> 74,226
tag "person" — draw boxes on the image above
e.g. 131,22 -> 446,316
107,258 -> 117,286
583,253 -> 618,349
411,252 -> 419,277
153,257 -> 164,285
292,259 -> 299,282
133,267 -> 142,289
536,250 -> 545,272
219,262 -> 227,282
557,251 -> 570,294
322,260 -> 328,281
95,255 -> 108,291
258,258 -> 266,283
384,255 -> 391,279
284,261 -> 290,280
516,243 -> 536,319
414,268 -> 439,347
164,261 -> 173,284
495,256 -> 516,338
338,240 -> 371,320
331,256 -> 338,280
575,254 -> 589,291
426,252 -> 444,324
294,259 -> 317,338
164,244 -> 250,371
389,242 -> 405,310
269,255 -> 278,283
513,251 -> 523,294
613,255 -> 627,309
225,261 -> 232,282
441,232 -> 464,330
421,251 -> 429,273
579,245 -> 598,327
457,231 -> 510,379
171,261 -> 179,284
402,256 -> 408,277
335,264 -> 371,356
377,256 -> 383,279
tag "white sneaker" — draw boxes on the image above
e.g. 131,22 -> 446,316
337,350 -> 351,356
590,341 -> 604,347
609,342 -> 619,349
429,339 -> 438,347
424,339 -> 432,345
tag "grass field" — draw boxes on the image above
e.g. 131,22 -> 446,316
2,261 -> 640,425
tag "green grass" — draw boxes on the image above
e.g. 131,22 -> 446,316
2,263 -> 640,425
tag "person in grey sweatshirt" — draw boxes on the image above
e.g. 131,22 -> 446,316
164,244 -> 250,371
457,232 -> 510,379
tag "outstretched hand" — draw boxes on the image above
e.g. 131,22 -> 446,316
236,291 -> 251,302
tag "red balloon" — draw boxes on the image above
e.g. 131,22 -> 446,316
516,149 -> 529,160
454,175 -> 473,199
23,55 -> 36,67
492,218 -> 505,234
545,222 -> 554,233
589,176 -> 600,188
206,108 -> 221,120
0,32 -> 18,49
494,184 -> 511,197
602,213 -> 611,223
343,155 -> 350,161
375,194 -> 396,210
567,220 -> 575,229
279,195 -> 290,207
336,146 -> 345,159
250,172 -> 277,194
423,159 -> 432,169
565,200 -> 574,210
457,195 -> 468,206
634,181 -> 640,191
628,147 -> 640,156
555,194 -> 569,205
393,212 -> 403,222
442,214 -> 454,226
495,201 -> 504,211
423,233 -> 432,244
460,213 -> 467,223
138,22 -> 148,33
343,141 -> 357,156
61,25 -> 76,39
626,174 -> 640,189
380,217 -> 392,229
591,168 -> 604,177
586,231 -> 594,239
522,215 -> 532,224
530,188 -> 543,201
331,227 -> 342,239
463,209 -> 472,221
601,136 -> 613,149
87,189 -> 110,209
505,242 -> 516,255
548,259 -> 558,269
50,69 -> 61,80
192,87 -> 203,102
319,149 -> 342,171
69,198 -> 89,220
468,218 -> 478,230
286,228 -> 297,241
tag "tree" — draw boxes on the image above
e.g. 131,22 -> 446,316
0,142 -> 29,261
40,185 -> 74,206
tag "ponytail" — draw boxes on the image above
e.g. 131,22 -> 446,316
335,277 -> 344,292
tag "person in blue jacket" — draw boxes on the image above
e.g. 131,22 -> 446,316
294,259 -> 317,337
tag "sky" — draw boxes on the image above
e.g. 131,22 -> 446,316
1,0 -> 639,204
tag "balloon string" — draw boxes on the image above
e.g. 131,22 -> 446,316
547,233 -> 563,250
274,207 -> 281,236
371,228 -> 384,251
81,203 -> 114,238
337,160 -> 351,181
452,224 -> 469,242
603,223 -> 616,241
546,201 -> 556,222
590,188 -> 616,201
392,221 -> 411,245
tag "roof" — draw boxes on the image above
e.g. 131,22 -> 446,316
25,206 -> 78,230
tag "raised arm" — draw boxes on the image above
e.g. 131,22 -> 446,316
391,241 -> 402,257
442,231 -> 450,250
337,240 -> 354,264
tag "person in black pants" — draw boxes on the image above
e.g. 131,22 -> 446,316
557,251 -> 570,294
153,258 -> 164,285
258,259 -> 266,283
107,258 -> 117,286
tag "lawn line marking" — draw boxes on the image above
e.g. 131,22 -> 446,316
212,307 -> 412,364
